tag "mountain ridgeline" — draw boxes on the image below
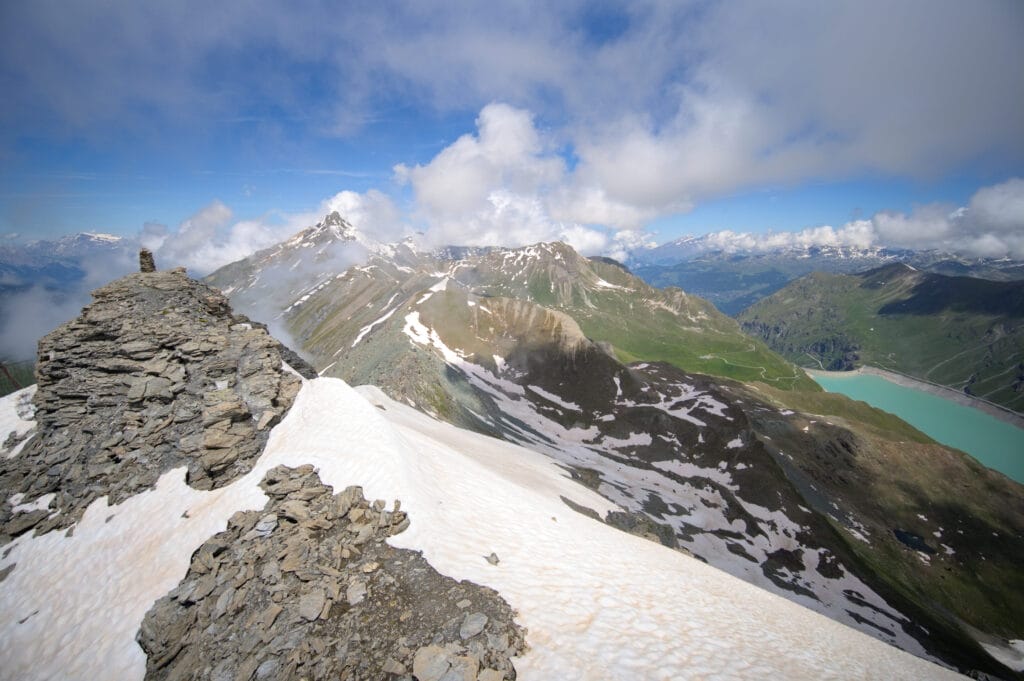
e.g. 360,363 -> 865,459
629,236 -> 1024,316
738,263 -> 1024,413
206,212 -> 1024,677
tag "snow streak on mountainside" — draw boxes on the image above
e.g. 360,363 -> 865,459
210,235 -> 812,390
0,380 -> 966,681
205,211 -> 416,325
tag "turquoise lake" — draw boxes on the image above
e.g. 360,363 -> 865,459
811,372 -> 1024,484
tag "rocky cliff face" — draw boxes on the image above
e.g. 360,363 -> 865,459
0,267 -> 317,541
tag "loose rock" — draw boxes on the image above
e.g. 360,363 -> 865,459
137,466 -> 525,680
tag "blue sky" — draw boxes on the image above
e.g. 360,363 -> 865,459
2,1 -> 1023,265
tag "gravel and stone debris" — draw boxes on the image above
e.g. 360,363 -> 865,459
138,465 -> 526,680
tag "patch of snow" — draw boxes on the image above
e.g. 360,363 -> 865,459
0,386 -> 37,458
726,437 -> 743,449
280,361 -> 306,381
592,277 -> 629,291
600,432 -> 654,449
847,529 -> 871,544
10,492 -> 55,515
526,385 -> 581,412
351,305 -> 400,347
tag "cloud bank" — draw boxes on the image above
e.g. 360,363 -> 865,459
4,2 -> 1020,266
670,178 -> 1024,259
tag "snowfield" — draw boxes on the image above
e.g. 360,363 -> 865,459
0,380 -> 964,680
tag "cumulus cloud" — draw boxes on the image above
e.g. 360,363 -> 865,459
688,220 -> 878,255
395,102 -> 653,256
321,189 -> 405,243
7,2 -> 1019,211
968,178 -> 1024,234
870,205 -> 957,248
144,201 -> 304,276
867,178 -> 1024,258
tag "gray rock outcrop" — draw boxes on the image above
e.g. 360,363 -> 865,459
138,465 -> 526,680
0,269 -> 316,541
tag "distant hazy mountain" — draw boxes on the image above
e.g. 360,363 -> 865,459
0,232 -> 128,288
629,236 -> 1024,316
205,213 -> 1024,674
738,263 -> 1024,412
0,233 -> 136,362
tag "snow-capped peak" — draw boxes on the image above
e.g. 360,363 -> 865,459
79,232 -> 122,243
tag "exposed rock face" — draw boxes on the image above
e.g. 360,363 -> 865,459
139,465 -> 525,681
0,269 -> 316,541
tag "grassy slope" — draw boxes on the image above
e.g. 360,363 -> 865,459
457,246 -> 817,391
0,361 -> 34,398
738,266 -> 1024,411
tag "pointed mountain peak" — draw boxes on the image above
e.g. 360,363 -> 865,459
315,211 -> 357,239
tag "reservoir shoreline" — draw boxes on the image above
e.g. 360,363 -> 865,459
805,366 -> 1024,431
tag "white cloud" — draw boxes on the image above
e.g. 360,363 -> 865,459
968,178 -> 1024,234
398,104 -> 563,221
321,189 -> 405,243
396,102 -> 655,256
4,3 -> 1023,253
687,220 -> 878,255
871,205 -> 957,248
146,201 -> 299,276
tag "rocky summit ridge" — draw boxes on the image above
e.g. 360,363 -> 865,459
0,266 -> 313,540
0,257 -> 526,680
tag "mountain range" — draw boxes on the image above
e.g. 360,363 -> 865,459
0,232 -> 136,367
0,214 -> 1021,677
629,236 -> 1024,316
204,212 -> 1024,677
0,261 -> 977,679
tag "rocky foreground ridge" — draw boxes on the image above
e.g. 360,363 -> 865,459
1,265 -> 313,540
140,464 -> 525,681
0,257 -> 526,680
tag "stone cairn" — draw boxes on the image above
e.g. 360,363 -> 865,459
140,248 -> 157,273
